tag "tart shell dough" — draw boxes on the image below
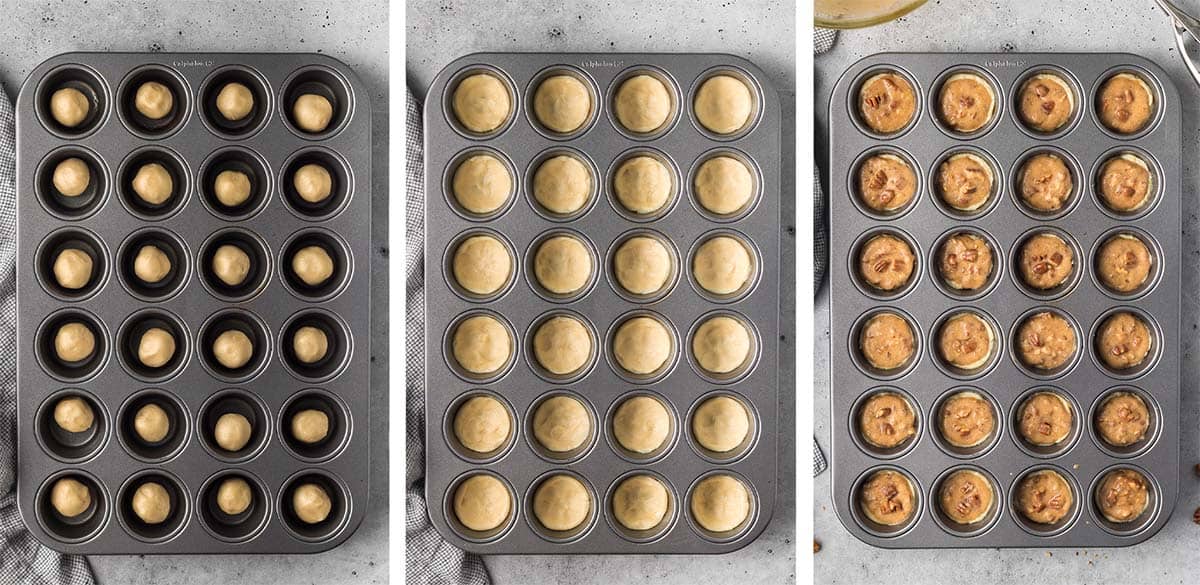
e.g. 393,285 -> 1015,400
211,244 -> 251,287
532,395 -> 590,453
690,474 -> 750,533
292,326 -> 329,364
1097,312 -> 1152,370
50,87 -> 90,128
1017,312 -> 1076,370
452,235 -> 512,296
292,246 -> 335,287
614,236 -> 672,296
51,477 -> 91,518
693,75 -> 753,135
53,248 -> 93,290
453,395 -> 511,453
694,156 -> 753,216
54,322 -> 95,363
692,316 -> 751,374
858,234 -> 914,292
134,244 -> 172,284
532,315 -> 592,376
533,74 -> 591,134
612,395 -> 670,454
1096,392 -> 1151,447
292,93 -> 333,133
452,74 -> 511,134
214,169 -> 252,208
290,409 -> 330,444
212,329 -> 254,370
533,155 -> 592,215
859,312 -> 914,371
612,316 -> 672,375
692,395 -> 750,453
452,154 -> 512,215
1016,470 -> 1073,525
451,315 -> 511,375
612,475 -> 669,531
54,396 -> 94,433
453,474 -> 509,532
533,235 -> 592,295
53,158 -> 91,197
860,470 -> 916,526
132,482 -> 171,524
131,163 -> 173,205
857,392 -> 915,449
216,82 -> 254,121
293,483 -> 332,524
614,156 -> 672,215
134,403 -> 170,443
858,73 -> 916,134
692,236 -> 752,295
217,477 -> 252,516
213,412 -> 252,452
614,74 -> 671,133
294,163 -> 333,203
858,153 -> 915,212
939,391 -> 995,448
137,327 -> 176,368
1018,392 -> 1073,447
134,82 -> 174,120
533,475 -> 590,532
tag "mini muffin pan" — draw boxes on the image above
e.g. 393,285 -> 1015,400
16,53 -> 371,554
424,53 -> 781,554
827,53 -> 1179,548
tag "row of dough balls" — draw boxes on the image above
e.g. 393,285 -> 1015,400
452,69 -> 754,136
453,471 -> 752,536
450,150 -> 754,219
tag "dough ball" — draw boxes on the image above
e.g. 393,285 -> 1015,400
692,316 -> 752,374
131,481 -> 171,524
131,162 -> 174,205
690,474 -> 750,533
452,315 -> 511,375
614,155 -> 672,215
533,235 -> 592,295
293,163 -> 333,204
533,74 -> 591,133
50,477 -> 91,518
292,326 -> 329,364
452,235 -> 512,296
134,82 -> 174,120
53,248 -> 93,290
533,155 -> 592,215
53,396 -> 94,433
52,157 -> 91,197
54,322 -> 95,363
213,412 -> 252,452
613,316 -> 672,375
615,74 -> 671,133
292,246 -> 335,286
50,87 -> 90,128
216,82 -> 254,121
213,169 -> 252,208
693,236 -> 753,295
216,477 -> 253,516
134,245 -> 172,284
694,156 -> 754,215
452,73 -> 511,133
453,474 -> 510,532
692,395 -> 750,453
694,75 -> 754,134
212,329 -> 254,370
292,93 -> 334,133
532,395 -> 591,453
612,474 -> 669,531
211,244 -> 251,287
291,409 -> 330,444
453,395 -> 511,453
452,154 -> 512,215
292,483 -> 332,524
533,315 -> 592,376
614,236 -> 673,296
532,474 -> 590,532
133,403 -> 170,443
613,395 -> 671,454
137,327 -> 176,368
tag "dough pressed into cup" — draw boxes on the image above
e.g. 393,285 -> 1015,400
691,315 -> 751,375
612,474 -> 669,531
53,396 -> 94,433
612,395 -> 671,454
52,158 -> 91,197
532,155 -> 592,215
694,155 -> 754,216
692,236 -> 753,296
533,235 -> 592,296
693,74 -> 753,134
532,395 -> 591,453
533,74 -> 591,134
1018,233 -> 1073,291
691,395 -> 750,454
613,236 -> 672,296
451,234 -> 511,296
453,474 -> 510,532
453,395 -> 511,454
452,154 -> 512,215
532,474 -> 591,532
532,315 -> 592,376
450,315 -> 511,376
613,155 -> 672,215
612,316 -> 672,376
614,74 -> 671,133
452,73 -> 511,134
690,474 -> 750,533
53,248 -> 93,290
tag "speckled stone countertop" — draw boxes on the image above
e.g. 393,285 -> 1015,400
0,1 -> 388,583
408,1 -> 795,583
816,1 -> 1200,583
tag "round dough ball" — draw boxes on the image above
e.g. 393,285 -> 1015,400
134,81 -> 174,120
54,322 -> 95,363
212,329 -> 254,369
533,474 -> 590,532
52,157 -> 91,197
50,87 -> 90,128
452,235 -> 511,296
292,246 -> 335,287
532,395 -> 591,453
452,154 -> 512,215
693,236 -> 752,295
292,93 -> 333,133
216,82 -> 254,121
533,235 -> 592,295
137,327 -> 176,368
692,395 -> 750,453
131,481 -> 171,524
694,156 -> 754,215
451,315 -> 511,375
293,163 -> 333,204
694,75 -> 753,134
613,316 -> 672,375
690,474 -> 750,533
452,73 -> 511,133
50,477 -> 91,518
692,316 -> 752,374
216,477 -> 252,516
613,395 -> 670,454
453,395 -> 511,453
211,244 -> 251,287
453,474 -> 510,532
53,396 -> 94,433
292,483 -> 332,524
133,245 -> 172,284
615,74 -> 671,133
133,403 -> 170,443
291,409 -> 330,444
213,169 -> 252,208
131,162 -> 174,205
292,326 -> 329,364
613,155 -> 672,215
533,155 -> 592,215
532,315 -> 592,376
613,475 -> 669,531
614,236 -> 673,296
53,248 -> 93,290
534,74 -> 591,133
213,412 -> 252,452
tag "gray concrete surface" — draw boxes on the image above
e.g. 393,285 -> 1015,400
815,1 -> 1200,582
407,1 -> 795,583
0,1 -> 389,583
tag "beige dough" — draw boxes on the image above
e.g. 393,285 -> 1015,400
615,74 -> 671,133
50,477 -> 91,518
211,244 -> 251,287
53,248 -> 93,290
294,163 -> 333,203
612,395 -> 670,454
532,315 -> 592,376
693,236 -> 752,295
533,155 -> 592,215
612,474 -> 670,531
53,396 -> 94,433
451,315 -> 511,375
533,475 -> 591,532
214,170 -> 252,207
612,316 -> 672,375
213,412 -> 252,451
533,235 -> 592,295
133,403 -> 170,443
216,477 -> 252,515
452,154 -> 512,215
134,82 -> 173,120
212,329 -> 254,369
131,162 -> 173,205
614,236 -> 672,296
52,158 -> 91,197
451,235 -> 511,296
292,326 -> 329,364
290,409 -> 330,444
292,94 -> 333,133
137,327 -> 176,368
54,322 -> 95,363
452,73 -> 511,133
532,395 -> 591,453
134,245 -> 172,284
292,483 -> 332,524
533,74 -> 591,133
132,481 -> 171,524
50,87 -> 90,128
216,82 -> 254,121
453,395 -> 511,453
453,474 -> 510,532
694,156 -> 754,215
613,155 -> 672,215
692,316 -> 752,374
292,246 -> 335,286
694,75 -> 753,134
690,474 -> 750,533
692,395 -> 750,453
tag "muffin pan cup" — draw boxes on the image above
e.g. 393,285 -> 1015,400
828,53 -> 1180,548
16,53 -> 371,554
424,53 -> 781,554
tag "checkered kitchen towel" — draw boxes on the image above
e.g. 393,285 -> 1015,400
812,28 -> 837,477
0,91 -> 93,584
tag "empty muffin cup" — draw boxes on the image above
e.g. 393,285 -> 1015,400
117,146 -> 189,219
116,308 -> 189,382
198,65 -> 271,138
605,470 -> 678,543
281,65 -> 352,139
116,470 -> 188,543
524,471 -> 598,544
687,390 -> 758,464
197,470 -> 271,543
198,146 -> 271,220
116,388 -> 188,463
281,147 -> 353,220
280,228 -> 352,302
1009,465 -> 1081,537
849,387 -> 920,460
36,308 -> 107,382
35,146 -> 108,219
606,389 -> 678,464
443,389 -> 517,464
198,228 -> 270,302
36,389 -> 107,463
117,227 -> 189,301
1010,387 -> 1082,459
279,388 -> 351,462
686,470 -> 757,543
1090,386 -> 1160,458
36,227 -> 108,301
279,309 -> 352,382
197,388 -> 270,463
116,65 -> 189,138
279,470 -> 351,542
198,309 -> 270,382
35,64 -> 107,137
36,469 -> 108,544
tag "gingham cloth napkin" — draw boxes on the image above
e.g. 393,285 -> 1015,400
405,88 -> 490,585
813,28 -> 837,477
0,91 -> 94,584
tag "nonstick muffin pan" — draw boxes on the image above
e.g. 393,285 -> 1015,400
424,52 -> 781,554
827,53 -> 1180,548
16,52 -> 371,554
